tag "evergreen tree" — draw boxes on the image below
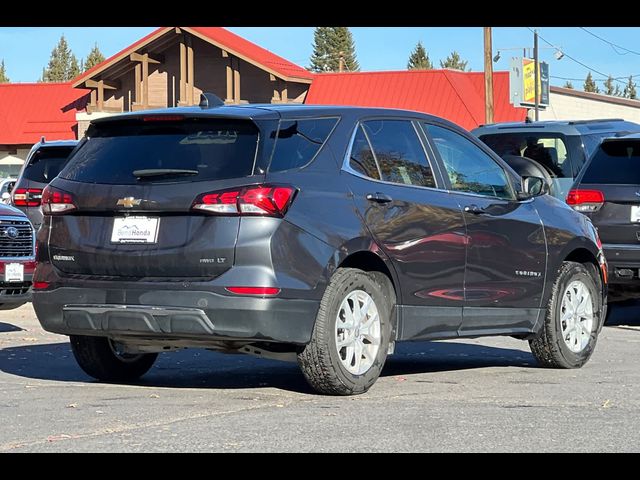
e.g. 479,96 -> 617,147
563,80 -> 573,89
42,35 -> 80,82
407,41 -> 432,70
614,84 -> 622,97
603,75 -> 615,95
0,60 -> 9,83
583,72 -> 599,93
309,27 -> 359,72
439,51 -> 469,71
624,76 -> 637,99
84,43 -> 105,71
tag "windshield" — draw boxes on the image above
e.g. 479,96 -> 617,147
61,119 -> 260,185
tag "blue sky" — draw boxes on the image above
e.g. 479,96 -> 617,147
1,27 -> 639,90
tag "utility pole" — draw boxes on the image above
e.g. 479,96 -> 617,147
483,27 -> 494,124
339,51 -> 345,73
534,29 -> 539,121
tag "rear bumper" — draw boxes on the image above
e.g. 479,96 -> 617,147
603,244 -> 640,285
32,286 -> 319,345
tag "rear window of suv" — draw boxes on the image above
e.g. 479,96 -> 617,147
23,147 -> 75,183
581,140 -> 640,184
61,118 -> 259,184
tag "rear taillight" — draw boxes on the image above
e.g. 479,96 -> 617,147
12,188 -> 43,207
41,185 -> 77,215
192,185 -> 297,217
566,189 -> 604,213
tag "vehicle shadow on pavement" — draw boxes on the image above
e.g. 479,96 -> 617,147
0,322 -> 24,333
0,340 -> 536,394
605,300 -> 640,327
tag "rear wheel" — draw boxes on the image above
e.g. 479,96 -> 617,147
529,261 -> 603,369
297,268 -> 394,395
70,335 -> 157,382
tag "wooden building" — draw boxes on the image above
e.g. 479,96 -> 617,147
72,26 -> 314,135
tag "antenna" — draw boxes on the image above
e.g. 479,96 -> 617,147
199,93 -> 225,109
40,136 -> 46,144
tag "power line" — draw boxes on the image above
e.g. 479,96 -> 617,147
527,27 -> 628,86
579,27 -> 640,56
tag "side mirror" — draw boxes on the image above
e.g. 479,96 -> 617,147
518,176 -> 549,200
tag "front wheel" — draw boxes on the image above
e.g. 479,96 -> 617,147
529,261 -> 603,369
297,268 -> 394,395
70,335 -> 158,382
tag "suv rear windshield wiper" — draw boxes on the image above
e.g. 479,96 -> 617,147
133,169 -> 199,179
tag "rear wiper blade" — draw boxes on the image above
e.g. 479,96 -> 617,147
133,169 -> 199,178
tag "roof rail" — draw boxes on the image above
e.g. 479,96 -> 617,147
568,118 -> 625,125
199,92 -> 225,109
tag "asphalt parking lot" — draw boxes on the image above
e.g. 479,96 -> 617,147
0,302 -> 639,452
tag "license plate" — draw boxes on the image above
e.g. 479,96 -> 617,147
4,263 -> 24,283
111,216 -> 160,244
631,206 -> 640,223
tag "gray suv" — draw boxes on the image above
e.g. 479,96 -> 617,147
473,119 -> 640,201
33,98 -> 607,395
11,139 -> 79,230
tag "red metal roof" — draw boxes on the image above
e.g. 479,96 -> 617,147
305,70 -> 527,131
73,26 -> 313,87
0,83 -> 89,145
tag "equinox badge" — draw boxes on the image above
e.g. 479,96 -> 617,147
116,197 -> 142,208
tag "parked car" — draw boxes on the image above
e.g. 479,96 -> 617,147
0,202 -> 35,310
0,178 -> 16,204
11,138 -> 79,230
569,133 -> 640,302
472,119 -> 640,201
33,98 -> 607,395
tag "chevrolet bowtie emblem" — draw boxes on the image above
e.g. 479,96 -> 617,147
116,197 -> 142,208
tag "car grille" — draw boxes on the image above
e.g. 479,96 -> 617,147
0,219 -> 33,258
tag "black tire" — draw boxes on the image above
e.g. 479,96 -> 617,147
529,261 -> 603,369
70,335 -> 158,382
297,268 -> 394,395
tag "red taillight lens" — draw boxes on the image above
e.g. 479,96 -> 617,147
12,188 -> 43,207
41,185 -> 76,215
33,281 -> 50,290
225,287 -> 280,296
566,189 -> 604,213
192,185 -> 296,217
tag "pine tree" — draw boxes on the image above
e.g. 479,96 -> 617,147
84,43 -> 105,71
407,41 -> 432,70
309,27 -> 359,72
563,80 -> 574,89
624,76 -> 637,99
439,51 -> 469,71
42,35 -> 80,82
583,72 -> 599,93
0,60 -> 9,83
603,75 -> 615,96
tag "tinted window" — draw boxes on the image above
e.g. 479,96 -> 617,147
269,118 -> 337,172
582,140 -> 640,184
428,124 -> 514,200
349,125 -> 381,180
361,120 -> 435,188
23,147 -> 74,183
62,119 -> 259,184
479,132 -> 572,178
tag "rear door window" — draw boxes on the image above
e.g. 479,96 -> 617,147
582,140 -> 640,184
269,118 -> 338,172
61,119 -> 260,184
360,119 -> 436,188
23,147 -> 75,183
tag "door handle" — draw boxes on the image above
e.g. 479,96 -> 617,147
366,192 -> 393,204
464,204 -> 485,215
